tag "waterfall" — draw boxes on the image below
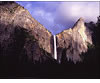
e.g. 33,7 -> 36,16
53,35 -> 57,60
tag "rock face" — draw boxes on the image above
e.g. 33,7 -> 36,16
0,1 -> 55,64
0,1 -> 93,64
57,18 -> 92,63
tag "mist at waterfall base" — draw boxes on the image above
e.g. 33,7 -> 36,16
16,1 -> 99,35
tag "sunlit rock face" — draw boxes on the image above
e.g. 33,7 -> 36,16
0,1 -> 93,64
57,18 -> 92,63
0,2 -> 56,64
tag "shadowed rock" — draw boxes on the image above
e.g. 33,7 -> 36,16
0,1 -> 93,64
0,1 -> 56,64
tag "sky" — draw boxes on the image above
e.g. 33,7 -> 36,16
16,1 -> 99,35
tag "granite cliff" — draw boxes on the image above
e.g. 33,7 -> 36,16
0,1 -> 100,79
0,2 -> 93,64
57,18 -> 92,63
0,1 -> 56,64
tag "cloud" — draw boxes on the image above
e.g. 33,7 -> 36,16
16,1 -> 99,35
25,3 -> 32,8
31,7 -> 55,32
56,2 -> 99,24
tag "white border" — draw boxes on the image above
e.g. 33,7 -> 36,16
0,79 -> 100,83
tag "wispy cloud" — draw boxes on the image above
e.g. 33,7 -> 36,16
16,1 -> 99,34
56,2 -> 99,23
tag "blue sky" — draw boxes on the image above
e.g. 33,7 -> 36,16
16,1 -> 99,35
